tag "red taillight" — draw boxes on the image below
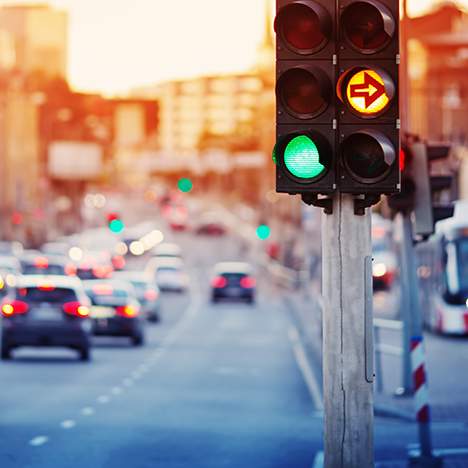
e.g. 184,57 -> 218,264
38,283 -> 55,291
63,301 -> 90,318
64,264 -> 77,276
112,255 -> 126,270
1,300 -> 29,317
34,256 -> 49,269
240,276 -> 256,288
116,305 -> 138,318
144,289 -> 158,301
211,276 -> 227,288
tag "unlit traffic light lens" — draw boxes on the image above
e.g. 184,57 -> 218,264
276,3 -> 331,54
342,1 -> 394,54
278,68 -> 330,118
284,135 -> 325,179
342,131 -> 395,182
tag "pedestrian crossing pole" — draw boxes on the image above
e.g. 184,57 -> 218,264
322,194 -> 374,468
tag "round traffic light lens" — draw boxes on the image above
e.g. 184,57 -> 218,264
277,4 -> 329,54
342,132 -> 394,182
279,68 -> 327,117
109,219 -> 124,233
342,2 -> 394,53
284,135 -> 325,179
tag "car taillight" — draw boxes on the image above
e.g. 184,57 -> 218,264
63,301 -> 90,318
112,255 -> 126,270
211,276 -> 227,288
1,300 -> 29,317
116,305 -> 138,318
64,264 -> 77,276
34,256 -> 49,269
240,277 -> 256,288
144,289 -> 158,301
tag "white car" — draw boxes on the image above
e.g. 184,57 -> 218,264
146,258 -> 188,292
149,243 -> 182,260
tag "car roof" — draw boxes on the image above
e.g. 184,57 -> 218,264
213,262 -> 253,274
112,271 -> 152,282
82,278 -> 133,292
152,243 -> 181,255
15,275 -> 83,289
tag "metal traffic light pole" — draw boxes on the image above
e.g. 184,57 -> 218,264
322,194 -> 374,468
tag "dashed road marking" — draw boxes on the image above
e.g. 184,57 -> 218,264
81,407 -> 95,416
312,450 -> 324,468
29,436 -> 48,447
60,419 -> 76,429
123,378 -> 134,387
97,395 -> 110,404
111,386 -> 123,395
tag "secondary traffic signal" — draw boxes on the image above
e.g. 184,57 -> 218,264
336,0 -> 400,196
274,0 -> 336,199
412,142 -> 454,238
106,212 -> 124,233
273,0 -> 400,211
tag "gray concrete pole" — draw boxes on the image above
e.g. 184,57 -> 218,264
322,194 -> 374,468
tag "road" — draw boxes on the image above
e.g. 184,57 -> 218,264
0,197 -> 467,467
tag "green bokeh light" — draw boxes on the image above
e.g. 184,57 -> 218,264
178,178 -> 193,193
109,219 -> 125,233
284,135 -> 325,179
256,224 -> 271,240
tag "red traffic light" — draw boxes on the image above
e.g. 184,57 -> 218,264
106,212 -> 119,223
275,1 -> 332,54
277,67 -> 332,118
341,0 -> 395,54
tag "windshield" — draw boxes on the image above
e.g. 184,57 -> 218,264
85,288 -> 130,306
23,264 -> 65,275
16,287 -> 78,304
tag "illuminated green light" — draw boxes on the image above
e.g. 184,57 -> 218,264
178,178 -> 193,193
272,146 -> 277,165
109,219 -> 124,233
256,224 -> 271,240
284,135 -> 325,179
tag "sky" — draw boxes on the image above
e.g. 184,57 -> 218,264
0,0 -> 465,94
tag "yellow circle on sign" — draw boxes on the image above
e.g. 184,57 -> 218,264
346,69 -> 390,116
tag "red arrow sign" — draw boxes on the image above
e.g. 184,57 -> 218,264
349,72 -> 386,108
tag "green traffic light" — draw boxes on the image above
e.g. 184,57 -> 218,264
178,178 -> 193,193
284,135 -> 325,179
256,224 -> 271,240
109,219 -> 124,233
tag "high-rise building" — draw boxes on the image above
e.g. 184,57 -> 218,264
0,4 -> 67,78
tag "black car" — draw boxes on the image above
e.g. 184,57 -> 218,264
1,276 -> 92,360
83,280 -> 145,346
211,262 -> 256,304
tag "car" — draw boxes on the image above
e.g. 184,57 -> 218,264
195,214 -> 226,236
0,255 -> 21,275
145,257 -> 188,293
75,251 -> 113,280
0,275 -> 92,360
149,242 -> 182,260
112,271 -> 162,322
83,280 -> 145,346
19,253 -> 77,276
211,262 -> 256,304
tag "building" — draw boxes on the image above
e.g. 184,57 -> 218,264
0,4 -> 67,79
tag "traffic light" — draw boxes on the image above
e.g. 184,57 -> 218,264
273,0 -> 400,212
106,212 -> 124,233
336,0 -> 400,196
387,143 -> 415,214
274,0 -> 337,203
412,142 -> 454,238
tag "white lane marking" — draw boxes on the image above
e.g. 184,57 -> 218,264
60,419 -> 76,429
131,371 -> 142,380
123,378 -> 134,387
111,386 -> 123,395
97,395 -> 110,404
312,450 -> 324,468
408,447 -> 468,458
288,326 -> 323,410
138,364 -> 149,373
81,407 -> 95,416
29,436 -> 49,447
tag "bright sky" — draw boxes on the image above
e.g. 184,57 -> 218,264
0,0 -> 466,94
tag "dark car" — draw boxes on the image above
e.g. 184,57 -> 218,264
1,276 -> 92,361
112,271 -> 162,322
20,253 -> 76,277
83,280 -> 145,346
211,262 -> 256,304
76,251 -> 113,280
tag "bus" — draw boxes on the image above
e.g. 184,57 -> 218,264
417,201 -> 468,335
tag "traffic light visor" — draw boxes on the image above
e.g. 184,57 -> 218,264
342,130 -> 395,183
275,2 -> 331,54
277,67 -> 331,118
283,134 -> 326,179
341,1 -> 395,54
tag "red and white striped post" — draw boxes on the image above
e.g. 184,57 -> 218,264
411,336 -> 430,424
